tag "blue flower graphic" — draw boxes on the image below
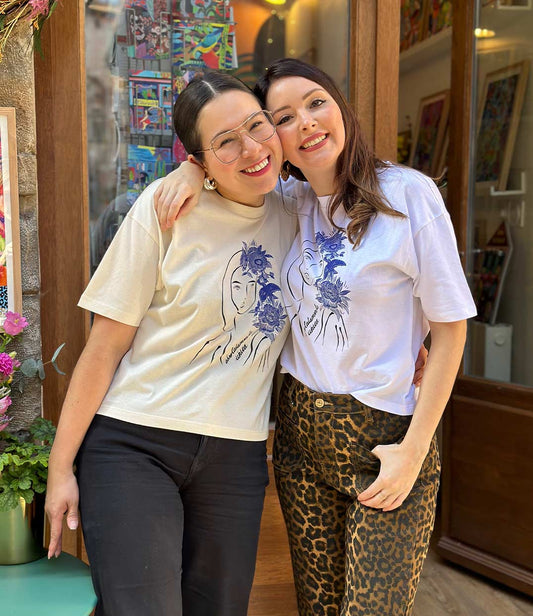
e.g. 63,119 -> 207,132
316,277 -> 350,317
254,301 -> 286,340
241,242 -> 272,282
317,230 -> 345,258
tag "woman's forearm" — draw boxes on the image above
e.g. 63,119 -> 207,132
402,319 -> 467,461
48,315 -> 137,473
357,319 -> 467,511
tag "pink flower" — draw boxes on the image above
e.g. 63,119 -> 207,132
0,352 -> 14,381
0,414 -> 10,431
0,395 -> 12,414
2,311 -> 28,336
28,0 -> 51,21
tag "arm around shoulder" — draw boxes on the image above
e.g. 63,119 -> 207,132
153,160 -> 205,229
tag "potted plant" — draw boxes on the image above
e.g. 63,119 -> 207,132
0,311 -> 64,564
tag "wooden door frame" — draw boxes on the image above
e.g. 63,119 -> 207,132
35,0 -> 90,429
350,0 -> 400,160
34,0 -> 89,558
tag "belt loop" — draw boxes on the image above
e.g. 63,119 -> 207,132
363,404 -> 373,423
287,375 -> 297,401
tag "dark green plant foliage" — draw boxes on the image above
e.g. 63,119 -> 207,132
0,417 -> 56,512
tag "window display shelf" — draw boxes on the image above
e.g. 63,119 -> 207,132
474,170 -> 527,198
399,28 -> 452,75
489,170 -> 526,197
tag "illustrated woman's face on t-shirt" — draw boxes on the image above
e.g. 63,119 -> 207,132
299,246 -> 324,286
196,91 -> 283,207
231,267 -> 258,314
266,76 -> 345,193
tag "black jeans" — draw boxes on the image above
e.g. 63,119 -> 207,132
77,415 -> 269,616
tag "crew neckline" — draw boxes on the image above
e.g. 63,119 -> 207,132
207,189 -> 268,219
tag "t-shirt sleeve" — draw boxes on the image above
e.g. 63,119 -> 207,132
412,211 -> 477,322
78,209 -> 160,327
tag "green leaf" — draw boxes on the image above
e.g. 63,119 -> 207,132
17,477 -> 32,490
8,454 -> 22,466
47,1 -> 60,19
33,29 -> 44,59
0,490 -> 19,512
20,489 -> 34,504
30,417 -> 56,445
20,359 -> 39,377
37,360 -> 46,380
51,342 -> 66,375
51,343 -> 65,364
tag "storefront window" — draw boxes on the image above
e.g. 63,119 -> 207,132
84,0 -> 349,273
464,0 -> 532,387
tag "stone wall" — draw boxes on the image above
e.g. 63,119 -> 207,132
0,24 -> 41,429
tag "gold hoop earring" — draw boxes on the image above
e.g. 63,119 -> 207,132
203,177 -> 217,191
280,161 -> 290,182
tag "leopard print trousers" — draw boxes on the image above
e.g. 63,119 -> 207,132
273,375 -> 440,616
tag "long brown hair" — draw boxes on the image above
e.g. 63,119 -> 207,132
254,58 -> 405,247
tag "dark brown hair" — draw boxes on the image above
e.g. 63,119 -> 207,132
254,58 -> 404,247
173,71 -> 256,163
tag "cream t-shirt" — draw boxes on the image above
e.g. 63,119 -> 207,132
79,180 -> 297,440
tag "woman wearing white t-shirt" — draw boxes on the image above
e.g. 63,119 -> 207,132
155,59 -> 476,616
44,72 -> 297,616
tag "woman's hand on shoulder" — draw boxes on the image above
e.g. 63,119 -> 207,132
153,160 -> 205,230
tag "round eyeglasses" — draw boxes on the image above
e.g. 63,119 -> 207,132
195,110 -> 276,164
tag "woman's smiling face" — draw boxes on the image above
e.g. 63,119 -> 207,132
197,90 -> 283,206
266,76 -> 346,194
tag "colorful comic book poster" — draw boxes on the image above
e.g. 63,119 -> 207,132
172,20 -> 236,70
172,66 -> 202,95
173,135 -> 188,164
129,70 -> 173,134
127,145 -> 173,205
173,0 -> 230,21
171,67 -> 202,163
125,0 -> 171,59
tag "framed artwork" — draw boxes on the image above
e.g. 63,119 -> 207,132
400,1 -> 428,52
0,108 -> 22,315
425,0 -> 452,38
408,89 -> 450,176
472,222 -> 513,325
475,61 -> 530,191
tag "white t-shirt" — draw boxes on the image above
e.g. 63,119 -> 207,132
280,165 -> 477,415
79,180 -> 297,440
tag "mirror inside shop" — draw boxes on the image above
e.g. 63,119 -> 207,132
398,0 -> 533,388
84,0 -> 349,271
